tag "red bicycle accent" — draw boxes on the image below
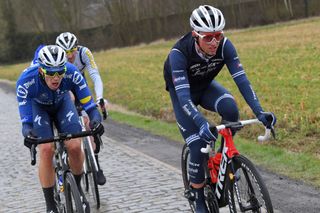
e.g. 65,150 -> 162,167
219,128 -> 239,159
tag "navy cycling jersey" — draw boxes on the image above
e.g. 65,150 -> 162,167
163,32 -> 263,125
16,62 -> 96,125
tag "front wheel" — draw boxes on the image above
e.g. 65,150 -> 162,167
227,155 -> 273,213
64,172 -> 85,213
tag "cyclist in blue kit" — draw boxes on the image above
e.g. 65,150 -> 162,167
16,45 -> 104,213
163,5 -> 276,212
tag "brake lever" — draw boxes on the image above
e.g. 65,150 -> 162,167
30,144 -> 37,166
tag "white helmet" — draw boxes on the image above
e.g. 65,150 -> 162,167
190,5 -> 225,32
38,45 -> 67,72
56,32 -> 78,51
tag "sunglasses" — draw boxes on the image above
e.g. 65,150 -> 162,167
194,31 -> 224,43
41,66 -> 66,77
65,47 -> 77,54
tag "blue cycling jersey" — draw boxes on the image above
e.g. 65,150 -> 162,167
16,62 -> 96,125
164,32 -> 263,128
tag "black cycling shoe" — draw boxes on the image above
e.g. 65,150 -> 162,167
96,169 -> 106,185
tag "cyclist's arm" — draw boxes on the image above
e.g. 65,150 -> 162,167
16,77 -> 34,136
70,69 -> 101,123
223,39 -> 263,116
169,49 -> 207,128
81,47 -> 104,100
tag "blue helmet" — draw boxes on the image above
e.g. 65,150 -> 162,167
37,45 -> 67,72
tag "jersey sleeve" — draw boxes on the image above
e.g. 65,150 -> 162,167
81,48 -> 104,100
223,39 -> 263,116
70,70 -> 97,112
16,76 -> 34,125
169,48 -> 207,128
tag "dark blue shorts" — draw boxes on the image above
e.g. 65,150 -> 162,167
31,93 -> 82,139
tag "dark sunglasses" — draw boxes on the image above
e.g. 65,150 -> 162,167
41,66 -> 66,77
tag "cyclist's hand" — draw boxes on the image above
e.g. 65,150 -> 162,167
90,121 -> 104,136
199,122 -> 218,144
257,111 -> 277,129
24,131 -> 38,149
96,98 -> 108,120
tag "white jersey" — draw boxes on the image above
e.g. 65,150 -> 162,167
74,45 -> 104,100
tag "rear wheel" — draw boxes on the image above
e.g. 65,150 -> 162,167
83,141 -> 100,209
64,172 -> 84,213
227,155 -> 273,213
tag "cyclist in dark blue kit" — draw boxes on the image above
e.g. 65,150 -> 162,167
164,5 -> 276,212
16,45 -> 104,213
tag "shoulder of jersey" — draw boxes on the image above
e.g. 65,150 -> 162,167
65,62 -> 79,73
19,65 -> 39,81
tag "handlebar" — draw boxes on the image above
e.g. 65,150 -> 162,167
214,119 -> 273,142
201,119 -> 275,154
29,129 -> 96,166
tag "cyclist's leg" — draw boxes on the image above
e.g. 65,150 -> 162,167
169,88 -> 208,213
55,93 -> 90,211
31,101 -> 57,212
55,93 -> 83,176
200,80 -> 239,124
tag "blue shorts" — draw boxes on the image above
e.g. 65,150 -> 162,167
31,93 -> 82,139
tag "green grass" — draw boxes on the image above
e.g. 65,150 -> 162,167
0,17 -> 319,188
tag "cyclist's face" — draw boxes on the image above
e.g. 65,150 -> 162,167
40,68 -> 64,90
66,48 -> 77,63
194,31 -> 224,56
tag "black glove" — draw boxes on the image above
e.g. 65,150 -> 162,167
257,111 -> 277,129
90,121 -> 104,136
24,130 -> 39,149
97,98 -> 108,120
199,122 -> 218,144
90,121 -> 104,153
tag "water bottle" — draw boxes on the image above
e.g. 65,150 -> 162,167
58,173 -> 64,192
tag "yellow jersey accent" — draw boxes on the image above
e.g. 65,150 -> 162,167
80,96 -> 92,104
85,50 -> 98,69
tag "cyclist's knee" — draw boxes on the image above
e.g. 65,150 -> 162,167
216,96 -> 239,122
39,143 -> 54,160
66,138 -> 82,156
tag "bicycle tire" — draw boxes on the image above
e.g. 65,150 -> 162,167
181,144 -> 196,212
64,172 -> 85,213
84,142 -> 100,209
227,155 -> 273,213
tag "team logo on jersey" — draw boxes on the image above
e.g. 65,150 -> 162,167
72,71 -> 84,85
17,85 -> 28,98
18,99 -> 27,106
173,76 -> 186,83
66,111 -> 74,122
34,115 -> 42,126
23,79 -> 35,89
